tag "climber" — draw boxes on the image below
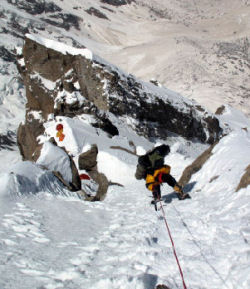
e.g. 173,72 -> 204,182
135,144 -> 188,203
56,123 -> 65,142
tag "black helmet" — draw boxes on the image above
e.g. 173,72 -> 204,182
154,144 -> 170,157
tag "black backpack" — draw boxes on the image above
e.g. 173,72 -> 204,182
135,144 -> 170,180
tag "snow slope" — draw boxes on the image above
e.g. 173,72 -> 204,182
0,1 -> 250,288
0,109 -> 250,289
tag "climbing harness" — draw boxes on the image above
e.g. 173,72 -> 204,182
158,199 -> 188,289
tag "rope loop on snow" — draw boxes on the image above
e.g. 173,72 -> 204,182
158,200 -> 188,289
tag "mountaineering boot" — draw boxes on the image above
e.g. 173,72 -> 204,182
174,184 -> 191,200
177,192 -> 191,200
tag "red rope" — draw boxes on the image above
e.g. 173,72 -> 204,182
159,200 -> 188,289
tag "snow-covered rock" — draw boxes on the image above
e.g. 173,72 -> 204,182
179,129 -> 250,194
37,141 -> 72,183
0,160 -> 71,197
17,34 -> 222,162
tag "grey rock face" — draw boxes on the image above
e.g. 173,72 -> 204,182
0,46 -> 16,62
7,0 -> 62,15
17,36 -> 222,164
100,0 -> 135,6
6,0 -> 82,33
0,131 -> 16,150
85,7 -> 109,20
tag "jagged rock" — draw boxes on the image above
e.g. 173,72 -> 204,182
7,0 -> 82,32
7,0 -> 62,15
236,165 -> 250,192
37,140 -> 81,191
100,0 -> 135,6
78,145 -> 109,201
215,105 -> 226,115
178,141 -> 219,187
0,46 -> 16,62
92,116 -> 119,137
17,35 -> 222,163
85,7 -> 109,20
155,285 -> 171,289
88,168 -> 109,201
101,6 -> 115,13
78,145 -> 98,171
17,119 -> 44,161
0,131 -> 16,150
41,13 -> 82,31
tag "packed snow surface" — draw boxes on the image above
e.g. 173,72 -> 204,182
0,109 -> 250,289
0,2 -> 250,286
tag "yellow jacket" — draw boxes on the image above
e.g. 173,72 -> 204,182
146,165 -> 171,191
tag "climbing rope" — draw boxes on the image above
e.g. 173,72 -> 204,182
158,199 -> 188,289
172,203 -> 230,289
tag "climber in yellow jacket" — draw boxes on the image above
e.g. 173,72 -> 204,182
146,164 -> 184,202
135,144 -> 189,203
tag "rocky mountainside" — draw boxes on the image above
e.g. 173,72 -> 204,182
0,0 -> 249,151
1,0 -> 250,143
0,3 -> 250,289
17,35 -> 222,163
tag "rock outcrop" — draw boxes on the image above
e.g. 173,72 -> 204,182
78,145 -> 98,171
155,285 -> 171,289
236,164 -> 250,192
37,138 -> 81,191
178,141 -> 219,187
100,0 -> 135,6
17,35 -> 222,164
0,131 -> 16,150
78,145 -> 109,201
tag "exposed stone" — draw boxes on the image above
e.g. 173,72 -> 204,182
101,6 -> 115,13
0,46 -> 16,62
178,141 -> 219,187
150,79 -> 161,86
60,146 -> 81,192
22,40 -> 75,82
18,36 -> 222,165
0,131 -> 16,150
78,145 -> 98,171
78,145 -> 109,201
236,165 -> 250,192
92,116 -> 119,137
41,13 -> 82,31
85,7 -> 109,20
17,119 -> 44,161
215,105 -> 226,115
88,167 -> 109,201
110,145 -> 136,155
38,139 -> 81,191
100,0 -> 135,6
7,0 -> 62,15
155,285 -> 171,289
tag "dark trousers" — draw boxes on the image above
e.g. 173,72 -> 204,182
152,173 -> 177,200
